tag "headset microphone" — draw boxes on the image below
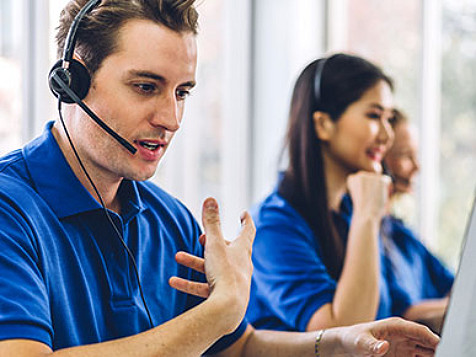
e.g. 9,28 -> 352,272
50,73 -> 137,154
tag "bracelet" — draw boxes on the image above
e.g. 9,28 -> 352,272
315,329 -> 325,357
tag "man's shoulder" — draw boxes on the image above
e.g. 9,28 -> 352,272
0,172 -> 46,213
0,147 -> 38,204
0,148 -> 30,181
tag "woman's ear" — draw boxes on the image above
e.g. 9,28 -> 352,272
313,111 -> 334,141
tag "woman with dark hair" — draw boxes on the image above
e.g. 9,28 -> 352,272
246,53 -> 397,332
382,109 -> 453,333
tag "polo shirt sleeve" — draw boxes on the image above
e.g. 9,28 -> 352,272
0,192 -> 52,346
251,207 -> 337,332
422,243 -> 454,296
397,220 -> 454,297
386,218 -> 454,316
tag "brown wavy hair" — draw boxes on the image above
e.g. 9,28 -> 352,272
56,0 -> 199,76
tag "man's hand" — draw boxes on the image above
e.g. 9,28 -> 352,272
324,317 -> 439,356
169,197 -> 256,334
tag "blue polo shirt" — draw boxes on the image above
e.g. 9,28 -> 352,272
382,216 -> 454,316
0,121 -> 246,353
246,188 -> 393,331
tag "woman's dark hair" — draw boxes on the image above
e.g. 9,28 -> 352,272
278,53 -> 394,279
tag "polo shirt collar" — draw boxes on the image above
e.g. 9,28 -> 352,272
23,121 -> 144,219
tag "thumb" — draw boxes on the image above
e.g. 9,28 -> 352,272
202,197 -> 223,244
355,333 -> 389,356
371,340 -> 389,355
234,210 -> 256,249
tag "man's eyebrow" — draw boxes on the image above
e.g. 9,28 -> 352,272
127,70 -> 196,88
128,70 -> 164,81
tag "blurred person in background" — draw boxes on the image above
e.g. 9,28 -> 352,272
382,109 -> 454,334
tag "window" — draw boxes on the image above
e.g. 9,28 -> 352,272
328,0 -> 476,268
151,0 -> 253,237
0,0 -> 23,155
438,0 -> 476,267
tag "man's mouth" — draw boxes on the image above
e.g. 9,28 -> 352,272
136,140 -> 163,151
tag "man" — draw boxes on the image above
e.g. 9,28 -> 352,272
0,1 -> 439,356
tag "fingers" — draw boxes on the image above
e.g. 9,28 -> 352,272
411,343 -> 438,356
371,318 -> 439,355
388,318 -> 439,348
234,210 -> 256,249
347,171 -> 391,216
175,251 -> 205,273
347,171 -> 391,191
201,198 -> 224,246
169,277 -> 210,298
372,161 -> 383,174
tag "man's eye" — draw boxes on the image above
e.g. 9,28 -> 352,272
135,83 -> 156,94
176,89 -> 191,100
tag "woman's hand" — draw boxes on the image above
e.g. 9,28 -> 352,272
347,171 -> 391,219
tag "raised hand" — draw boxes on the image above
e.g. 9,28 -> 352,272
347,171 -> 391,219
169,197 -> 256,333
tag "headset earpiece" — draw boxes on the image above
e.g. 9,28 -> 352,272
49,59 -> 91,104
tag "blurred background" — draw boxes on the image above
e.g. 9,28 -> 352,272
0,0 -> 474,270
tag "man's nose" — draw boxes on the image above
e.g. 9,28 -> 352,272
149,93 -> 180,132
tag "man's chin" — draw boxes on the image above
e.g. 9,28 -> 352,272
124,169 -> 157,182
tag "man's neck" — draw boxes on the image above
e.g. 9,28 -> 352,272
51,122 -> 122,213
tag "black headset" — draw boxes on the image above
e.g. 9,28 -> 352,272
48,0 -> 153,328
48,0 -> 136,154
313,56 -> 330,109
49,0 -> 99,104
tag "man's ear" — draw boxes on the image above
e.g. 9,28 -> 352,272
313,111 -> 334,141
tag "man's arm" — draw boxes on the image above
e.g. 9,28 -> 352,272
0,198 -> 256,357
0,299 -> 236,357
212,318 -> 439,357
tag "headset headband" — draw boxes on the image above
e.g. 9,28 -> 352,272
313,57 -> 329,107
62,0 -> 102,65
